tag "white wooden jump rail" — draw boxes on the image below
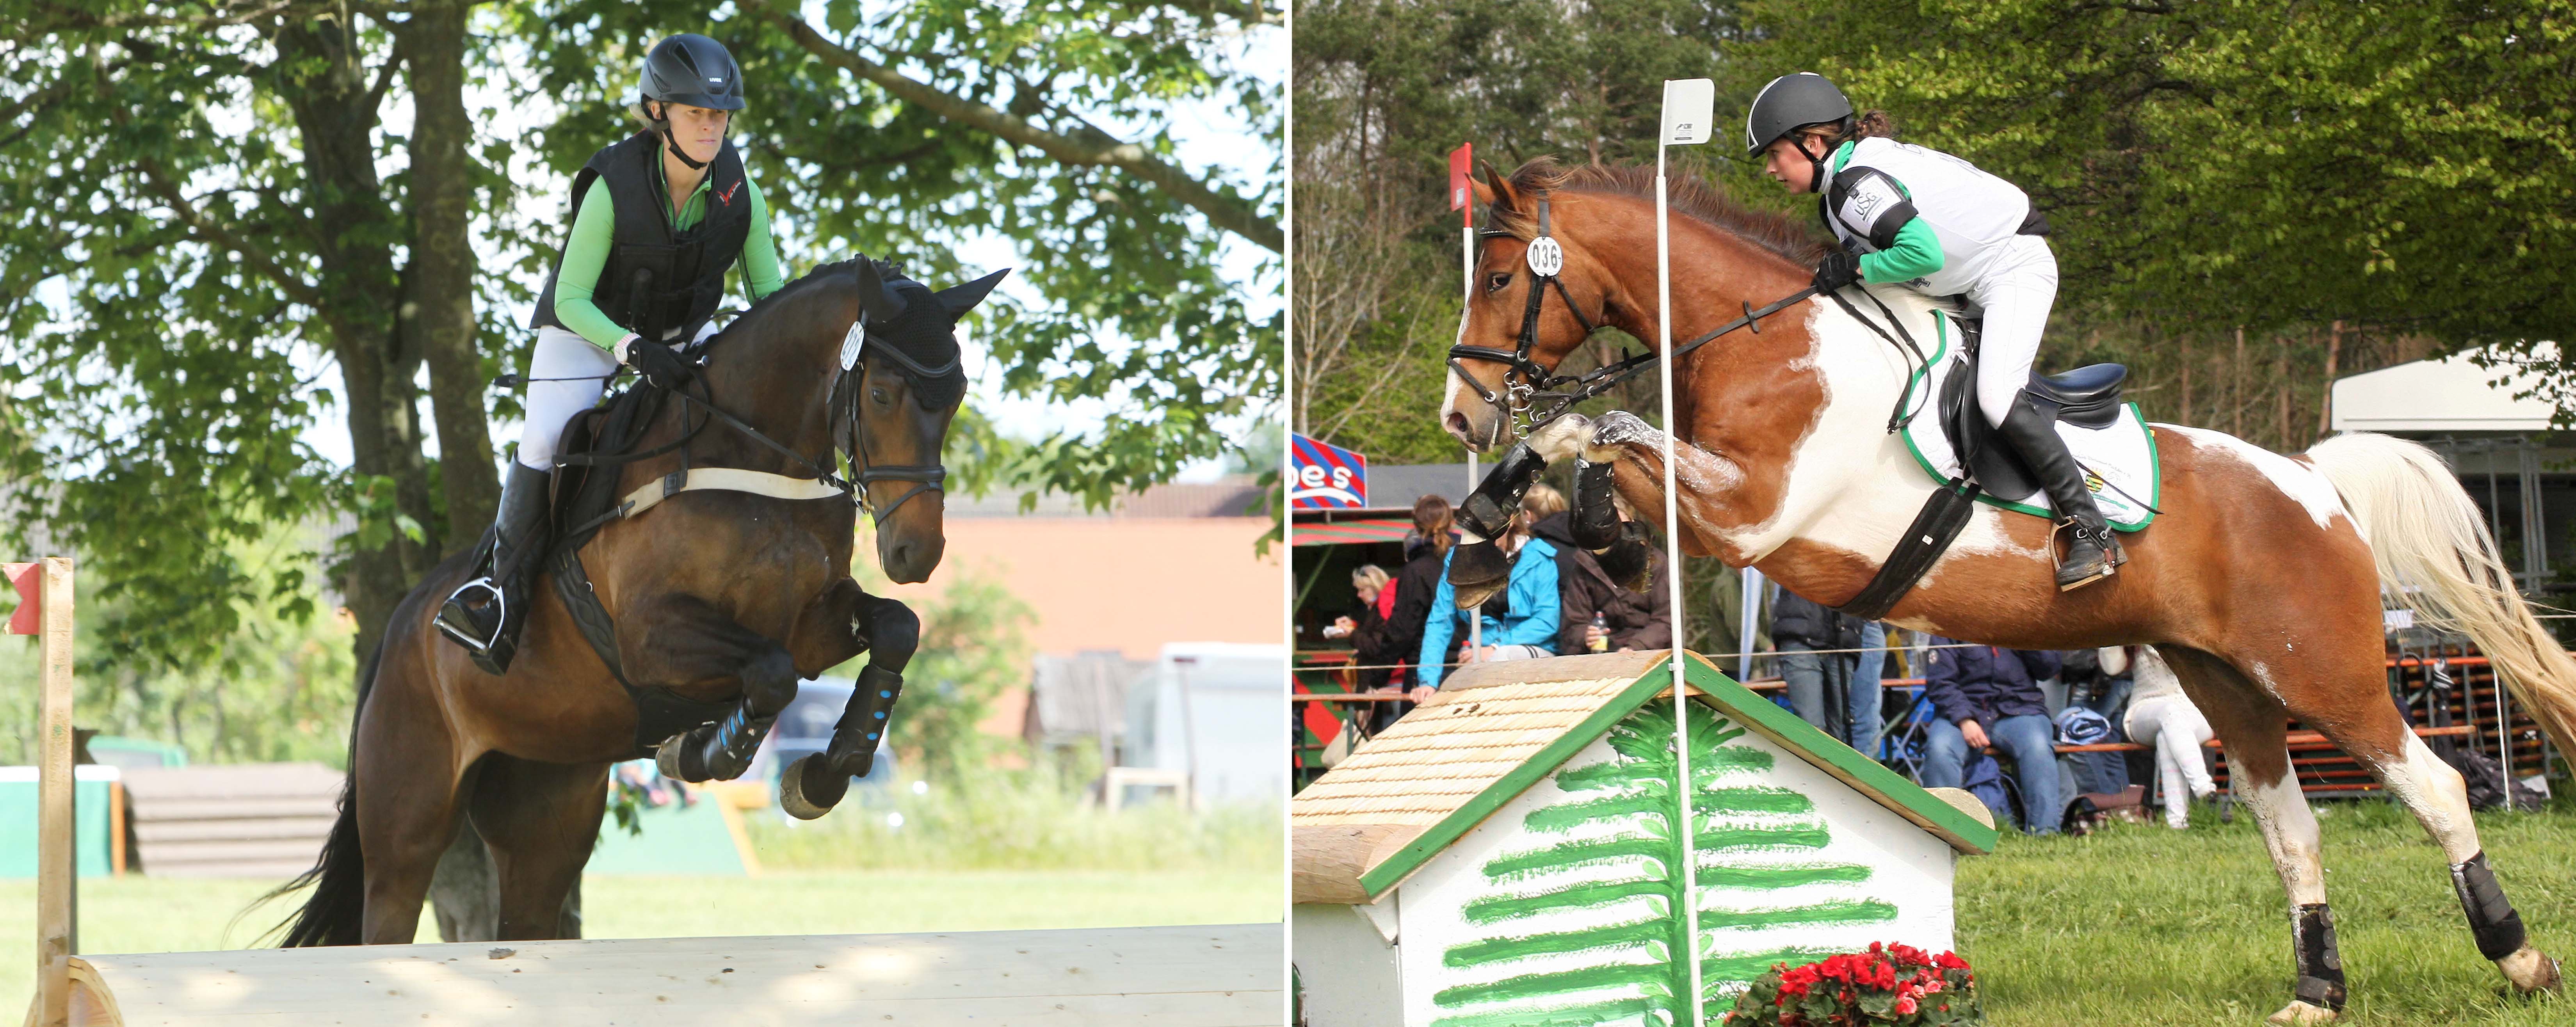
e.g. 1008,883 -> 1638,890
18,557 -> 1284,1027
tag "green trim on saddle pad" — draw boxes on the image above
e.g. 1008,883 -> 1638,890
1897,311 -> 2160,531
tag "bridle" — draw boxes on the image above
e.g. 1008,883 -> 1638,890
829,317 -> 954,525
1444,189 -> 1944,437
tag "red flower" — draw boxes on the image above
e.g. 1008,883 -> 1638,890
1895,995 -> 1918,1015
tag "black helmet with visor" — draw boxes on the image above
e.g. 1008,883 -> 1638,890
638,34 -> 742,170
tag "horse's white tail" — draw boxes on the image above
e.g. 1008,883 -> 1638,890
2307,432 -> 2576,755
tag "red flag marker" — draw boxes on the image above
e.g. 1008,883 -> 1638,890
1449,142 -> 1473,224
5,561 -> 37,635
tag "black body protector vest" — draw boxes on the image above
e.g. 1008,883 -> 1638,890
531,131 -> 752,343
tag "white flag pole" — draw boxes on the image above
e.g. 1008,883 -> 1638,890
1658,76 -> 1715,1027
1459,144 -> 1483,659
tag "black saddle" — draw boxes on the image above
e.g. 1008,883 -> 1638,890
1937,316 -> 2128,504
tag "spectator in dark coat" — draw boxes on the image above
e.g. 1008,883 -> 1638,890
1770,588 -> 1882,759
1528,511 -> 1672,656
1328,565 -> 1403,689
1920,640 -> 2064,834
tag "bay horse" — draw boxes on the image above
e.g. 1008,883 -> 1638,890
272,257 -> 1003,944
1441,159 -> 2569,1024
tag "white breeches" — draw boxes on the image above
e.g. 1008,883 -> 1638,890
1962,235 -> 2060,427
2126,693 -> 2217,828
516,322 -> 717,471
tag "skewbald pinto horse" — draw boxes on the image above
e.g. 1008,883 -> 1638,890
1441,159 -> 2569,1025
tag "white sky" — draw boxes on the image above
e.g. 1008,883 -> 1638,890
286,12 -> 1283,488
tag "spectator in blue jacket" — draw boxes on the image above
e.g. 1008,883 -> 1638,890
1416,485 -> 1565,691
1920,640 -> 2064,834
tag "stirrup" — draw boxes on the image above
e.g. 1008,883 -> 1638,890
435,576 -> 506,653
2050,519 -> 2120,592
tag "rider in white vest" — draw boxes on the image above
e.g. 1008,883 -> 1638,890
1746,72 -> 2123,591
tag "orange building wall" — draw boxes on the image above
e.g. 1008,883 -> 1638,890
879,517 -> 1283,661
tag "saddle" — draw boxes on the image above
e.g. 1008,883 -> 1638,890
1935,316 -> 2130,505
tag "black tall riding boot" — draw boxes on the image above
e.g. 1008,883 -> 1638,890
436,461 -> 555,674
1995,392 -> 2125,591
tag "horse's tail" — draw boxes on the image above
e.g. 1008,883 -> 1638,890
260,639 -> 386,947
2307,432 -> 2576,755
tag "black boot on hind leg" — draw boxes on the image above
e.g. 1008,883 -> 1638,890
436,461 -> 555,674
1449,441 -> 1548,609
1996,392 -> 2125,591
780,665 -> 905,820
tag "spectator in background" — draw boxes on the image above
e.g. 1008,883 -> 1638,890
1325,565 -> 1402,689
1416,485 -> 1566,693
1530,496 -> 1672,656
1770,588 -> 1881,760
1921,640 -> 2065,834
2118,646 -> 2217,828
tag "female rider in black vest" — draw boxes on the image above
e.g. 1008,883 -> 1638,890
439,34 -> 787,670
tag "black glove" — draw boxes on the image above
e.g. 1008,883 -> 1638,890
1813,250 -> 1862,293
625,339 -> 696,389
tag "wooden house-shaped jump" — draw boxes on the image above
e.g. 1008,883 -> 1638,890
1292,650 -> 1997,1027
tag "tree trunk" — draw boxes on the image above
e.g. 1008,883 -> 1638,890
2317,319 -> 2343,437
403,0 -> 500,553
277,14 -> 437,661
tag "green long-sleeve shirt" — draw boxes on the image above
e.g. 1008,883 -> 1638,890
551,168 -> 785,349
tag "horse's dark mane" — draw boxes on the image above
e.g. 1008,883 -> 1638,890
714,256 -> 905,342
1489,158 -> 1827,266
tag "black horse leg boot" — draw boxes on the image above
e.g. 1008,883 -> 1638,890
1448,441 -> 1548,609
1996,392 -> 2125,591
436,461 -> 555,674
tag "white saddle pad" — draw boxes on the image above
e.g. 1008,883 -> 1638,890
1896,313 -> 2160,531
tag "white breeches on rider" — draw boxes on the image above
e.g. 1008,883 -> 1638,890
1961,234 -> 2059,428
516,322 -> 717,471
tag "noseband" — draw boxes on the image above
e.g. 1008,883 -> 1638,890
833,318 -> 955,526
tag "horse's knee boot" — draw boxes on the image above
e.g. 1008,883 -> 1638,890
2451,851 -> 2553,991
1456,441 -> 1545,542
832,664 -> 906,777
1569,457 -> 1621,550
862,599 -> 921,672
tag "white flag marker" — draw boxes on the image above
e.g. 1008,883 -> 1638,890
1656,75 -> 1715,1027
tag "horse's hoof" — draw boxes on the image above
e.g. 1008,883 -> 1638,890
778,754 -> 834,821
2265,1000 -> 2338,1025
2500,947 -> 2562,994
1447,540 -> 1510,609
655,734 -> 708,783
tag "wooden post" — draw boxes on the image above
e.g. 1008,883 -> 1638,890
32,556 -> 76,1027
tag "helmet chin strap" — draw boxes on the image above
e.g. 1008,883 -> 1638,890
1801,135 -> 1832,193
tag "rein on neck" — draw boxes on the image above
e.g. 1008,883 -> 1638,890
1444,186 -> 1936,437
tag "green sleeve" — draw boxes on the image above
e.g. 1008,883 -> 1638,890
741,181 -> 786,300
550,184 -> 632,350
1859,218 -> 1944,284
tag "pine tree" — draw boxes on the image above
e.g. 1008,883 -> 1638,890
1431,699 -> 1896,1026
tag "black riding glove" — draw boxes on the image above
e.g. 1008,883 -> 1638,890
1813,250 -> 1863,293
624,339 -> 696,389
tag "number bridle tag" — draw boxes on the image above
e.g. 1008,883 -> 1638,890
1526,236 -> 1565,277
839,320 -> 865,371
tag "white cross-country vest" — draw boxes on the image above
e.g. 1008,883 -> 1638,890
1822,137 -> 2041,297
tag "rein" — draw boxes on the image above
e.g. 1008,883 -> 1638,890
551,312 -> 955,536
1446,191 -> 1938,435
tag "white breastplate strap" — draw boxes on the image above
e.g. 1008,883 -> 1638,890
616,467 -> 847,520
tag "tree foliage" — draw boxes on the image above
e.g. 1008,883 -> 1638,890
0,0 -> 1278,672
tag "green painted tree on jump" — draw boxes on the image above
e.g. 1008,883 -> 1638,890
1431,699 -> 1895,1027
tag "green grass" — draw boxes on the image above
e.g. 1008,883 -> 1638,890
1,867 -> 1279,1016
1958,798 -> 2575,1025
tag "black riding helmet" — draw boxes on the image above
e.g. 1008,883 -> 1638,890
638,34 -> 742,169
1744,72 -> 1854,192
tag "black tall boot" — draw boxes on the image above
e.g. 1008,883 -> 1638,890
436,461 -> 555,674
1995,392 -> 2126,591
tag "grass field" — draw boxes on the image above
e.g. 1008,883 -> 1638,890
1957,797 -> 2574,1025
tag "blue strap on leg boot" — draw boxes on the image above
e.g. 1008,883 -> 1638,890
832,664 -> 906,778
